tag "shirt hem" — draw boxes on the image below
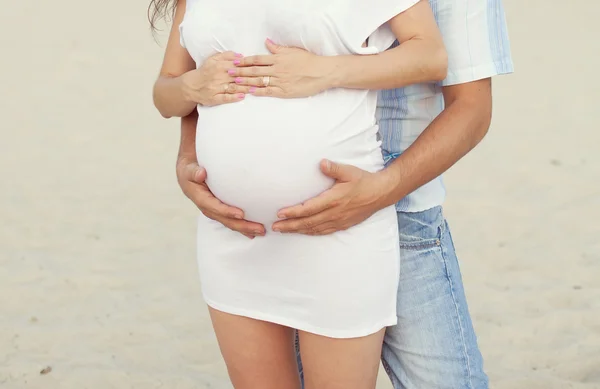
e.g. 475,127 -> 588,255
394,181 -> 446,213
203,297 -> 397,339
395,200 -> 444,213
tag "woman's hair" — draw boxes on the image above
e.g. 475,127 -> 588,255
148,0 -> 178,31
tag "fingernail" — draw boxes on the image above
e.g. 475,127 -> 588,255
237,93 -> 245,99
234,214 -> 243,219
235,77 -> 243,83
249,87 -> 257,93
266,38 -> 274,44
235,53 -> 243,57
228,69 -> 235,75
253,229 -> 264,235
277,212 -> 285,218
233,59 -> 241,65
272,227 -> 281,232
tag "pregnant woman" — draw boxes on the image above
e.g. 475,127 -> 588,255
151,0 -> 446,387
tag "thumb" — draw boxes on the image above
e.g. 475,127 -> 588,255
189,163 -> 207,184
320,159 -> 361,182
265,38 -> 284,54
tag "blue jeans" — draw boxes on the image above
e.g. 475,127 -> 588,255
296,207 -> 488,389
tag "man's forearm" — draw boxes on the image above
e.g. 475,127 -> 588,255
154,75 -> 197,119
326,39 -> 447,91
379,80 -> 493,206
179,111 -> 199,160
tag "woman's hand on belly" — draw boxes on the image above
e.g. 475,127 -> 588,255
177,156 -> 266,238
182,51 -> 255,107
228,39 -> 336,99
272,160 -> 394,236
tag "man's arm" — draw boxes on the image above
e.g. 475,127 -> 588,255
378,78 -> 492,206
271,0 -> 513,234
272,78 -> 493,234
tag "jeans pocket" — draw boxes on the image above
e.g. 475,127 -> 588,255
397,207 -> 445,251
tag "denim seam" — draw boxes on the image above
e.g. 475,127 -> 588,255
398,239 -> 441,251
380,352 -> 393,381
440,223 -> 475,389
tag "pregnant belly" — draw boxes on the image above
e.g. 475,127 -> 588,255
195,98 -> 336,225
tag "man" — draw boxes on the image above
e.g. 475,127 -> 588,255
161,0 -> 513,387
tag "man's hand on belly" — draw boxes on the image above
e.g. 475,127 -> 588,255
271,160 -> 392,236
177,157 -> 266,238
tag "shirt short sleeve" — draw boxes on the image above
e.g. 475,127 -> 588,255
178,0 -> 196,48
179,24 -> 186,49
434,0 -> 514,85
332,0 -> 421,55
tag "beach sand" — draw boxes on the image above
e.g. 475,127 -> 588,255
1,0 -> 599,387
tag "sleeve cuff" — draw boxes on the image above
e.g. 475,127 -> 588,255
442,58 -> 514,86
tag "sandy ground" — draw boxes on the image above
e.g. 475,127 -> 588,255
1,0 -> 599,388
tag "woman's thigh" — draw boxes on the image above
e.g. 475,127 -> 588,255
208,307 -> 301,389
298,329 -> 385,389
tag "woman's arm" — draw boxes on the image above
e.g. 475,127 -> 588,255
153,0 -> 251,118
230,0 -> 446,96
153,0 -> 197,118
329,0 -> 448,89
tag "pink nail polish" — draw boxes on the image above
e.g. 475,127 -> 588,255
237,93 -> 245,99
227,69 -> 235,75
233,59 -> 241,65
235,53 -> 243,57
266,38 -> 274,44
249,87 -> 257,93
235,77 -> 243,83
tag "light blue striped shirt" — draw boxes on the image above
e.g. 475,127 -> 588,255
377,0 -> 514,212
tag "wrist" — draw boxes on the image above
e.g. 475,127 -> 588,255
177,139 -> 197,164
320,56 -> 344,89
177,151 -> 196,166
179,72 -> 197,104
374,167 -> 404,208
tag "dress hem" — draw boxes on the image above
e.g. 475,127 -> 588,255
203,297 -> 397,339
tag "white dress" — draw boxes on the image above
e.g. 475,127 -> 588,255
180,0 -> 419,338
